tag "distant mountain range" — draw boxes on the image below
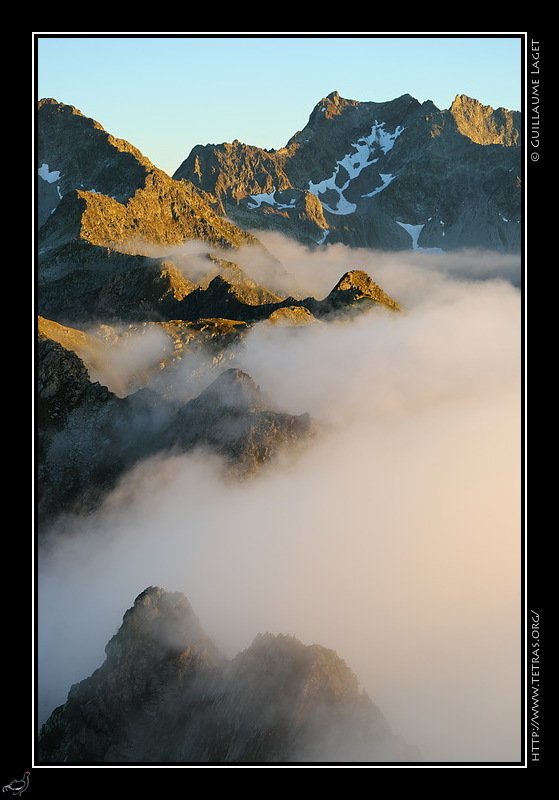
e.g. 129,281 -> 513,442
174,91 -> 521,252
38,91 -> 521,255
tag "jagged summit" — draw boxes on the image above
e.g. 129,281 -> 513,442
171,366 -> 313,474
193,367 -> 264,410
104,586 -> 220,666
450,93 -> 521,145
326,90 -> 341,102
328,270 -> 401,310
304,90 -> 419,129
38,587 -> 418,764
312,90 -> 361,120
39,97 -> 91,118
37,98 -> 156,223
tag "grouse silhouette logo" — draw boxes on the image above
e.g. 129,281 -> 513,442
2,773 -> 30,796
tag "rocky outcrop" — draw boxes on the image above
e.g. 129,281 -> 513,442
37,335 -> 116,435
450,94 -> 521,146
179,140 -> 329,245
98,316 -> 249,372
37,100 -> 262,270
268,305 -> 319,326
37,588 -> 224,763
38,169 -> 259,255
262,269 -> 401,322
38,316 -> 129,396
325,270 -> 401,311
37,98 -> 155,223
173,91 -> 521,252
36,334 -> 167,525
38,587 -> 417,763
167,368 -> 312,476
237,188 -> 329,244
183,139 -> 292,203
37,327 -> 313,527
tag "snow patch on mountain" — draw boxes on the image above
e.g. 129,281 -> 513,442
39,163 -> 63,202
39,163 -> 61,183
247,190 -> 298,211
362,174 -> 396,198
396,221 -> 445,253
308,121 -> 404,216
396,222 -> 424,249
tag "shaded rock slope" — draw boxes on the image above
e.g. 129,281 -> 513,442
38,587 -> 418,764
37,329 -> 313,529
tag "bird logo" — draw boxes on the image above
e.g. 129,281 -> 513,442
2,773 -> 30,796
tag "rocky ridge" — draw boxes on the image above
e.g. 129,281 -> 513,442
37,254 -> 398,528
38,99 -> 258,253
38,587 -> 417,764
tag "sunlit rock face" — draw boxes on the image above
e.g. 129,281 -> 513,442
37,99 -> 258,252
449,94 -> 520,146
38,587 -> 418,764
37,99 -> 265,330
174,91 -> 521,252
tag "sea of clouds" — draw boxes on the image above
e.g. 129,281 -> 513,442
37,235 -> 523,764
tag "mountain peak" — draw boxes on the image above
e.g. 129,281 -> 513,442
38,97 -> 104,129
105,586 -> 215,664
314,91 -> 360,120
196,367 -> 262,409
39,97 -> 70,109
450,93 -> 520,145
328,270 -> 401,311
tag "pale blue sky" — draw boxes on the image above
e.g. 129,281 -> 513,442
35,34 -> 524,176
